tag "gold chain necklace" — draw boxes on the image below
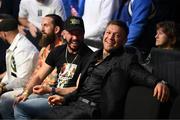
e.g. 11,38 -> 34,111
65,47 -> 78,64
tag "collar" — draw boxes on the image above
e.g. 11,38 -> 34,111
8,33 -> 23,51
36,0 -> 50,6
94,47 -> 125,59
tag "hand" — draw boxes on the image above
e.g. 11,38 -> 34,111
48,95 -> 64,106
14,89 -> 30,104
0,83 -> 6,95
18,25 -> 26,35
33,85 -> 50,95
28,23 -> 38,38
15,93 -> 28,103
71,5 -> 78,16
153,82 -> 170,102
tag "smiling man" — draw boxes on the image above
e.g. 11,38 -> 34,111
14,20 -> 169,119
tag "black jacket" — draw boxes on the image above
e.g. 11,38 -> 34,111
97,47 -> 159,118
64,47 -> 160,118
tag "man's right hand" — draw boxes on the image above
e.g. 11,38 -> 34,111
48,95 -> 64,106
28,23 -> 38,38
15,90 -> 29,103
0,83 -> 5,95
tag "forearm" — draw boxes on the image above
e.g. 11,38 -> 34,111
0,72 -> 6,81
128,54 -> 159,87
18,17 -> 31,28
130,63 -> 159,87
24,72 -> 44,94
55,87 -> 77,96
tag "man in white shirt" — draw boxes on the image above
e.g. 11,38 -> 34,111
0,14 -> 39,119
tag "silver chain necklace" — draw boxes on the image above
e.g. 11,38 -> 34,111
65,47 -> 78,64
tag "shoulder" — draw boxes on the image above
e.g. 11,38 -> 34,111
79,43 -> 93,56
50,44 -> 66,55
111,48 -> 138,67
132,0 -> 152,7
50,0 -> 63,6
19,0 -> 36,12
20,0 -> 32,5
17,35 -> 38,53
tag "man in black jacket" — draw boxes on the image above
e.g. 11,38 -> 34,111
14,20 -> 169,119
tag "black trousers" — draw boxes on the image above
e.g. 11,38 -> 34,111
49,100 -> 100,119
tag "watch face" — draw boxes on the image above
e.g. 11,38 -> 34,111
161,80 -> 168,85
51,87 -> 56,95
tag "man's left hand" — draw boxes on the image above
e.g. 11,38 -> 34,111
153,81 -> 170,102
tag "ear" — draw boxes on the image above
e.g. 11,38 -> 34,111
54,26 -> 60,34
61,30 -> 67,39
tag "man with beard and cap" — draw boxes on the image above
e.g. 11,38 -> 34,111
0,14 -> 39,119
13,16 -> 93,119
0,14 -> 64,119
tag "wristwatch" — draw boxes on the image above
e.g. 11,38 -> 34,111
51,87 -> 56,95
160,80 -> 168,85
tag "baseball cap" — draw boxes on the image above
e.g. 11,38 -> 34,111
64,16 -> 85,33
0,14 -> 18,31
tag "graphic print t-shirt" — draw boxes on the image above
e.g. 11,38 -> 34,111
46,45 -> 80,88
57,63 -> 77,88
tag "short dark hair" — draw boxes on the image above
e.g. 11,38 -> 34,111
45,14 -> 64,33
107,20 -> 129,37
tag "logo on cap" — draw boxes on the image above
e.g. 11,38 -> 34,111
70,18 -> 80,25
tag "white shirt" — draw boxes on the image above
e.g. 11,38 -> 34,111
83,0 -> 116,42
1,33 -> 39,90
19,0 -> 66,29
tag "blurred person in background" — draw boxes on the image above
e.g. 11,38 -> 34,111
0,14 -> 39,119
18,0 -> 66,50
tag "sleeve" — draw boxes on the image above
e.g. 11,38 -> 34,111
45,50 -> 56,68
84,0 -> 116,41
5,48 -> 39,90
54,0 -> 67,21
78,0 -> 85,17
125,0 -> 152,46
18,0 -> 28,18
63,90 -> 78,104
128,54 -> 160,88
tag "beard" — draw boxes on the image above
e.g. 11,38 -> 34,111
38,33 -> 56,47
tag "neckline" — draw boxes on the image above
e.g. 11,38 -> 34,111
65,47 -> 78,64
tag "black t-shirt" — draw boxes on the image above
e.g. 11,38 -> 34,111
46,43 -> 93,88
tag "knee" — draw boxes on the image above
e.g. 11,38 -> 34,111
14,103 -> 25,119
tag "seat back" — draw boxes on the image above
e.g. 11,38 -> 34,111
151,48 -> 180,95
